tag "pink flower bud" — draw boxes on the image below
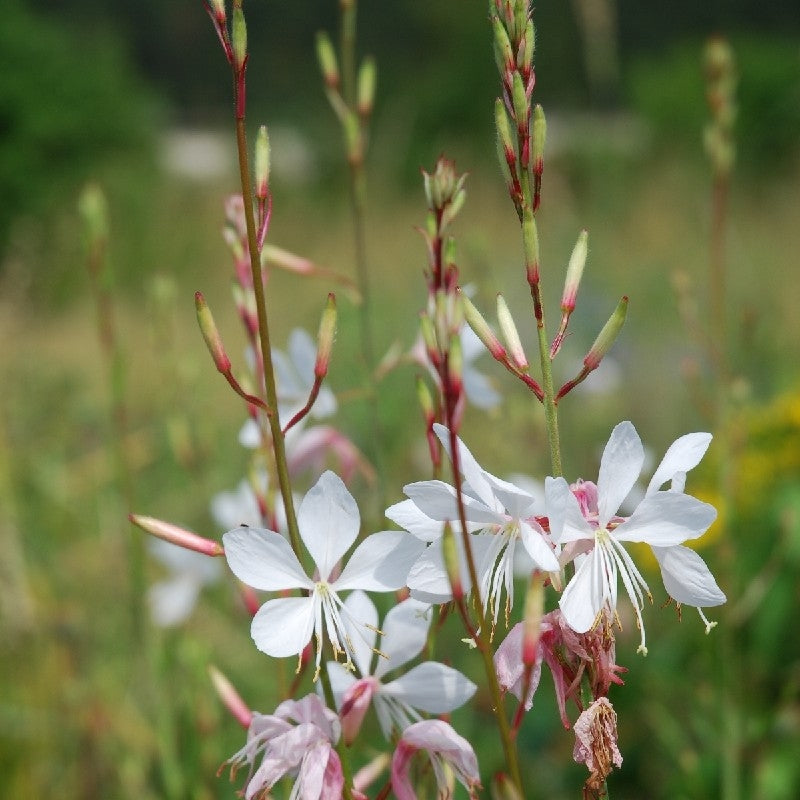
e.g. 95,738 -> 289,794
208,665 -> 253,729
195,292 -> 232,374
129,514 -> 224,557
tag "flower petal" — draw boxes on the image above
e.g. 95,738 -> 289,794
386,499 -> 447,542
340,590 -> 378,674
614,492 -> 716,546
597,421 -> 644,525
334,531 -> 425,592
384,661 -> 476,713
147,575 -> 201,627
647,432 -> 712,496
224,526 -> 312,591
433,423 -> 497,510
298,471 -> 360,579
518,520 -> 560,571
652,545 -> 726,607
480,471 -> 538,518
404,480 -> 502,526
251,596 -> 316,657
374,598 -> 431,679
559,548 -> 605,633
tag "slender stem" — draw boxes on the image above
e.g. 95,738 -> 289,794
233,95 -> 301,556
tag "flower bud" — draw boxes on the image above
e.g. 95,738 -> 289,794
447,330 -> 464,395
522,574 -> 544,666
208,665 -> 253,729
315,293 -> 337,378
492,14 -> 514,76
195,291 -> 232,374
442,523 -> 463,600
511,71 -> 529,135
518,19 -> 535,71
532,104 -> 546,174
461,292 -> 506,360
495,98 -> 516,168
315,31 -> 339,89
415,375 -> 435,424
561,229 -> 588,312
419,312 -> 439,364
254,125 -> 270,200
129,514 -> 224,557
496,294 -> 528,370
231,5 -> 247,71
585,296 -> 628,370
209,0 -> 226,25
357,56 -> 377,117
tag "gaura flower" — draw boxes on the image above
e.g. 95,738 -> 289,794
388,424 -> 558,627
391,719 -> 481,800
547,421 -> 717,654
223,471 -> 424,676
225,694 -> 343,800
327,591 -> 476,743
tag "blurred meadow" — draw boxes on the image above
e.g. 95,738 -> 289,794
2,0 -> 800,798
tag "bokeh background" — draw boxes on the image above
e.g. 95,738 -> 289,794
2,0 -> 799,798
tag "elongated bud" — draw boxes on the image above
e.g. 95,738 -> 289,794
532,104 -> 546,173
496,294 -> 528,370
461,292 -> 506,360
209,0 -> 226,25
440,185 -> 467,232
129,514 -> 224,557
518,19 -> 535,71
208,665 -> 253,729
416,375 -> 435,422
495,98 -> 516,167
585,296 -> 628,370
522,574 -> 544,666
357,56 -> 377,117
254,125 -> 270,200
442,523 -> 463,600
231,5 -> 247,71
492,15 -> 514,75
419,312 -> 439,364
315,31 -> 340,89
562,230 -> 588,312
512,71 -> 529,134
195,292 -> 232,374
315,293 -> 337,378
448,330 -> 463,395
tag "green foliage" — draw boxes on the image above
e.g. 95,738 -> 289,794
626,36 -> 800,171
0,0 -> 156,261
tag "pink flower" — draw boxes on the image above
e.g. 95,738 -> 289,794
391,720 -> 481,800
225,694 -> 343,800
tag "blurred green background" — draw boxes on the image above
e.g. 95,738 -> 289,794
1,0 -> 799,798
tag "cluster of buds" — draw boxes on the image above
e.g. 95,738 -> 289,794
416,157 -> 469,458
703,37 -> 737,179
491,0 -> 545,214
203,0 -> 248,118
315,31 -> 377,169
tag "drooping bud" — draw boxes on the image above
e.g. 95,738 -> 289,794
231,5 -> 247,71
315,31 -> 340,89
357,56 -> 377,118
208,665 -> 253,729
584,296 -> 628,371
254,125 -> 270,200
496,294 -> 528,370
461,292 -> 506,360
195,292 -> 232,374
129,514 -> 224,557
315,293 -> 337,378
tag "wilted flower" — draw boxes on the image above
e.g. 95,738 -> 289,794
573,697 -> 623,798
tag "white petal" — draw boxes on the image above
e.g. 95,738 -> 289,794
385,499 -> 446,542
432,423 -> 497,509
615,492 -> 716,546
298,471 -> 360,579
647,432 -> 712,496
334,531 -> 425,592
553,484 -> 596,544
404,481 -> 502,526
238,418 -> 262,449
462,364 -> 501,409
652,545 -> 726,607
147,575 -> 201,627
518,520 -> 559,571
559,548 -> 604,633
223,526 -> 312,591
597,421 -> 644,525
544,476 -> 570,543
374,598 -> 431,679
383,662 -> 476,713
326,661 -> 358,707
251,596 -> 316,656
341,590 -> 378,674
480,471 -> 537,518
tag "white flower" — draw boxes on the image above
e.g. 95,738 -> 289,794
223,471 -> 424,676
548,421 -> 717,654
327,591 -> 476,742
147,538 -> 222,627
644,432 -> 726,631
388,424 -> 558,627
